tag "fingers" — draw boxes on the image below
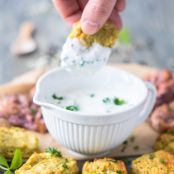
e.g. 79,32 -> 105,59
109,9 -> 122,30
77,0 -> 88,9
115,0 -> 126,12
53,0 -> 81,24
81,0 -> 117,35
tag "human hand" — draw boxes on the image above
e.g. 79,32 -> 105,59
53,0 -> 125,35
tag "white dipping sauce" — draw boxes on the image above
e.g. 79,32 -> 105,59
60,38 -> 111,72
50,89 -> 131,114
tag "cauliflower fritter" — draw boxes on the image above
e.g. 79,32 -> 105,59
154,129 -> 174,153
131,150 -> 174,174
83,158 -> 127,174
69,22 -> 120,48
0,127 -> 39,159
15,152 -> 79,174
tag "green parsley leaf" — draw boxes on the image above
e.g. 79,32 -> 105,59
66,105 -> 79,111
0,155 -> 9,168
114,98 -> 126,105
10,149 -> 22,170
4,170 -> 13,174
52,94 -> 64,100
45,147 -> 62,157
103,97 -> 111,103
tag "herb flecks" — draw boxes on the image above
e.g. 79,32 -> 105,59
117,170 -> 122,174
66,105 -> 79,111
103,97 -> 111,103
149,154 -> 155,160
62,162 -> 69,170
114,98 -> 126,105
0,149 -> 23,174
133,145 -> 139,151
90,94 -> 95,98
52,94 -> 64,100
45,147 -> 62,157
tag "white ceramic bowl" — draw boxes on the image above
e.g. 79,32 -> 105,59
34,66 -> 156,155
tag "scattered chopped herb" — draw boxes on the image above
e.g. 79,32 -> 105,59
31,108 -> 37,115
66,105 -> 79,111
90,94 -> 95,98
129,136 -> 135,142
168,106 -> 173,112
0,149 -> 23,174
123,140 -> 128,146
123,158 -> 131,165
114,98 -> 126,105
149,154 -> 155,160
133,145 -> 139,151
103,97 -> 111,103
52,94 -> 64,100
45,147 -> 62,157
117,170 -> 122,174
160,159 -> 166,164
121,146 -> 127,153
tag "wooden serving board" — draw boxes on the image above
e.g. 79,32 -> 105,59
0,63 -> 159,160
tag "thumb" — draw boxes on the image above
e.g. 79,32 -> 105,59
81,0 -> 116,35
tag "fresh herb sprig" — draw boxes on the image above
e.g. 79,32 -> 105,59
0,149 -> 23,174
45,147 -> 62,157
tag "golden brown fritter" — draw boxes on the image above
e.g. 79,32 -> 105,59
131,150 -> 174,174
154,129 -> 174,153
15,152 -> 79,174
0,127 -> 39,159
83,158 -> 127,174
69,22 -> 120,48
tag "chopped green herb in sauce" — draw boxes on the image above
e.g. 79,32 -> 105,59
52,94 -> 64,100
114,98 -> 126,105
103,97 -> 111,103
66,105 -> 79,111
45,147 -> 62,157
90,94 -> 95,98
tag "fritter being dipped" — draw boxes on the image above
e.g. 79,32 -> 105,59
61,22 -> 120,72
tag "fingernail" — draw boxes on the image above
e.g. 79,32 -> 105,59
81,20 -> 99,35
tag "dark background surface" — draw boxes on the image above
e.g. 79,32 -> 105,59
0,0 -> 174,84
